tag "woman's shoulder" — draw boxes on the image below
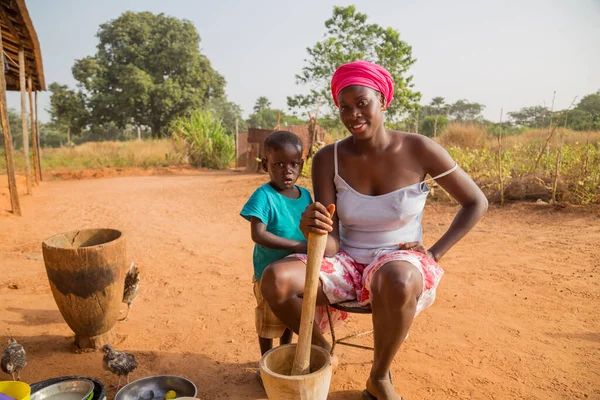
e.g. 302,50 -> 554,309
312,142 -> 336,164
309,142 -> 338,177
388,130 -> 439,154
388,129 -> 429,144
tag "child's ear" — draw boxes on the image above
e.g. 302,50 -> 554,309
261,158 -> 268,173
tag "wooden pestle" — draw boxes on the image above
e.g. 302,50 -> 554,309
291,204 -> 334,376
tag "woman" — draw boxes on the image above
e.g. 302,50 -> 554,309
261,60 -> 488,400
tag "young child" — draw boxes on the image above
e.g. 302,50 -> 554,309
240,130 -> 312,361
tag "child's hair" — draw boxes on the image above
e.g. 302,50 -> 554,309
264,130 -> 303,155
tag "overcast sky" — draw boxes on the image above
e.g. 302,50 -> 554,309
7,0 -> 600,123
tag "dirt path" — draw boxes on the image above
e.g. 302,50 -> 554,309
1,171 -> 599,399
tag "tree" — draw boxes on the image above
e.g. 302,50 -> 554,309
48,82 -> 88,145
421,115 -> 448,138
0,108 -> 22,150
253,96 -> 272,114
507,106 -> 552,128
576,90 -> 600,116
248,97 -> 306,129
429,96 -> 448,137
209,97 -> 248,136
398,108 -> 420,133
247,109 -> 306,130
38,122 -> 68,148
449,99 -> 485,121
287,5 -> 420,121
564,109 -> 598,131
72,12 -> 225,137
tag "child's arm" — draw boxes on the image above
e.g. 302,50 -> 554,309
251,217 -> 308,254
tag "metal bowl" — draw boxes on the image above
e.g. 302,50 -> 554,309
114,376 -> 197,400
30,377 -> 105,400
30,379 -> 94,400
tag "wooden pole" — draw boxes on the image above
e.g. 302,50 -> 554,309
582,115 -> 592,176
415,108 -> 419,135
544,92 -> 556,173
35,90 -> 42,181
235,118 -> 239,168
292,232 -> 328,375
551,126 -> 565,204
551,114 -> 569,204
0,30 -> 22,215
19,47 -> 32,194
497,109 -> 504,206
28,77 -> 39,185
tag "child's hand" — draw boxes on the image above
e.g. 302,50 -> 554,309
399,241 -> 435,260
300,202 -> 336,237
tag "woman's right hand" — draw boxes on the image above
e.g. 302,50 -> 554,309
300,202 -> 335,237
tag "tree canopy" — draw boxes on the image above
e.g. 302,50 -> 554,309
71,11 -> 226,137
247,97 -> 306,129
287,5 -> 420,121
48,82 -> 87,144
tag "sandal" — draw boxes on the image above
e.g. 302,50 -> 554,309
361,391 -> 404,400
362,372 -> 403,400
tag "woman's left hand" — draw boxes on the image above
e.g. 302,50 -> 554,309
399,241 -> 436,260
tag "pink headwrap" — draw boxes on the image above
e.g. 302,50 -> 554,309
330,60 -> 394,108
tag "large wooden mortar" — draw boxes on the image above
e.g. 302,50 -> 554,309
259,344 -> 331,400
42,228 -> 127,350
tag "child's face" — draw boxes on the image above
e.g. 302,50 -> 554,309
262,144 -> 304,191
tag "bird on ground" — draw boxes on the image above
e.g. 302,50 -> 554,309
102,344 -> 138,391
119,262 -> 139,322
1,338 -> 26,381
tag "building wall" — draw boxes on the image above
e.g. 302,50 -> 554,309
237,125 -> 326,169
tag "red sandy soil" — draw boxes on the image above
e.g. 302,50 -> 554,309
1,169 -> 599,399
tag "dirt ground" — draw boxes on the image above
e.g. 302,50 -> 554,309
1,170 -> 599,399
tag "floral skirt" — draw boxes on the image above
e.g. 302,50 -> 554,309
288,250 -> 445,333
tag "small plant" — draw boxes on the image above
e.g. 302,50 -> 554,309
170,110 -> 234,169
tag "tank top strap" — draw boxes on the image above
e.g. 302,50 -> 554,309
334,141 -> 339,175
421,163 -> 458,186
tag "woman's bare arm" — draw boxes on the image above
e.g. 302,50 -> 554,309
415,135 -> 488,261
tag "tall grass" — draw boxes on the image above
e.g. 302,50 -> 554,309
0,139 -> 177,171
439,124 -> 600,205
170,110 -> 234,169
439,123 -> 487,148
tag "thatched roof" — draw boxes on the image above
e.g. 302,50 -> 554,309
1,0 -> 45,91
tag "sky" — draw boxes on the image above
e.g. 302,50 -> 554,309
6,0 -> 600,123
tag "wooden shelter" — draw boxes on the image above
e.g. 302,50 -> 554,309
1,0 -> 45,216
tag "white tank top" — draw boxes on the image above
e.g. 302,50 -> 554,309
334,141 -> 457,264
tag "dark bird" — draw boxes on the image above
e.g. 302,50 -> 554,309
1,338 -> 26,381
119,262 -> 139,322
102,345 -> 137,391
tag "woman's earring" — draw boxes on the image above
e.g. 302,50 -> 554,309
381,106 -> 386,111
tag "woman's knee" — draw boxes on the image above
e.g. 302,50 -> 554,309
261,259 -> 302,305
371,261 -> 422,306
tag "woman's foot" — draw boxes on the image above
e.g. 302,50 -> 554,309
365,374 -> 403,400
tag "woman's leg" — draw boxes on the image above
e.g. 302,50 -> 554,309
367,260 -> 423,400
261,258 -> 331,350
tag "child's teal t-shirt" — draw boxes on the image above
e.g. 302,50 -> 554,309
241,183 -> 313,280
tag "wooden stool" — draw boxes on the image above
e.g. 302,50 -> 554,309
326,301 -> 373,355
